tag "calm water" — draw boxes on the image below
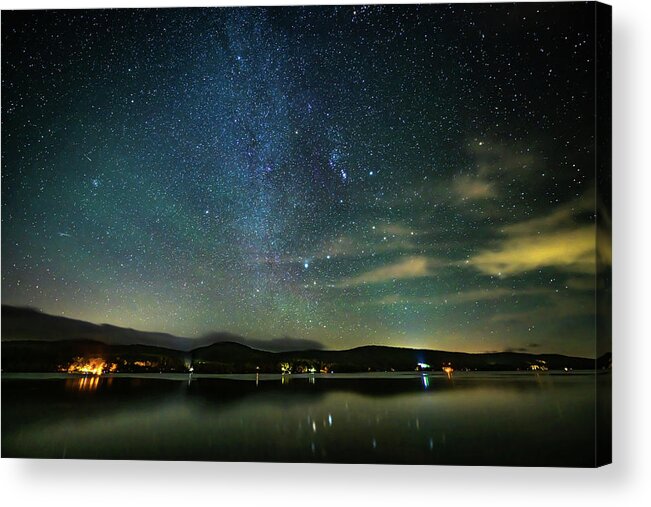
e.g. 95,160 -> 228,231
1,372 -> 609,466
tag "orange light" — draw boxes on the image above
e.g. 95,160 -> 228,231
133,360 -> 155,368
442,365 -> 454,378
65,357 -> 106,376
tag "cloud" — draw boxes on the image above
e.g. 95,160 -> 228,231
452,175 -> 496,201
337,256 -> 441,287
370,287 -> 550,307
373,294 -> 406,305
444,287 -> 515,304
378,223 -> 416,236
503,346 -> 531,353
304,224 -> 419,263
468,226 -> 596,276
501,343 -> 540,353
247,225 -> 418,269
467,192 -> 598,276
503,192 -> 595,235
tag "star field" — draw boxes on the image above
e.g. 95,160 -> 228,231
2,4 -> 603,356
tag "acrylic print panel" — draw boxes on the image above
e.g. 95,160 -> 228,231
1,2 -> 611,466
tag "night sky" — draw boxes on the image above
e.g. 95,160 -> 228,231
2,3 -> 602,356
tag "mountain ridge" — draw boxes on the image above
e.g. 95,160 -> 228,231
1,305 -> 606,373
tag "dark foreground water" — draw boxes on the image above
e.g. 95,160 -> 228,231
2,372 -> 610,466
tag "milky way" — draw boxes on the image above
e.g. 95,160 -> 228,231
2,4 -> 606,355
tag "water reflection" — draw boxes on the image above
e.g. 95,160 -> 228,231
2,372 -> 606,466
65,375 -> 111,392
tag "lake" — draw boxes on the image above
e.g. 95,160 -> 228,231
1,371 -> 610,466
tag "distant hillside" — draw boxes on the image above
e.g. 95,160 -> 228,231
1,338 -> 598,373
1,305 -> 602,373
1,305 -> 322,352
1,305 -> 193,350
290,346 -> 597,371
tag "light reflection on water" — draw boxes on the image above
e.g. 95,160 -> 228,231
65,375 -> 113,392
1,372 -> 608,466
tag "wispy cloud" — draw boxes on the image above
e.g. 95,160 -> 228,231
337,256 -> 441,287
499,343 -> 541,353
502,346 -> 531,353
468,226 -> 596,276
503,192 -> 594,235
371,287 -> 550,307
452,174 -> 496,201
247,224 -> 418,267
467,191 -> 597,276
378,223 -> 418,237
308,223 -> 419,262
